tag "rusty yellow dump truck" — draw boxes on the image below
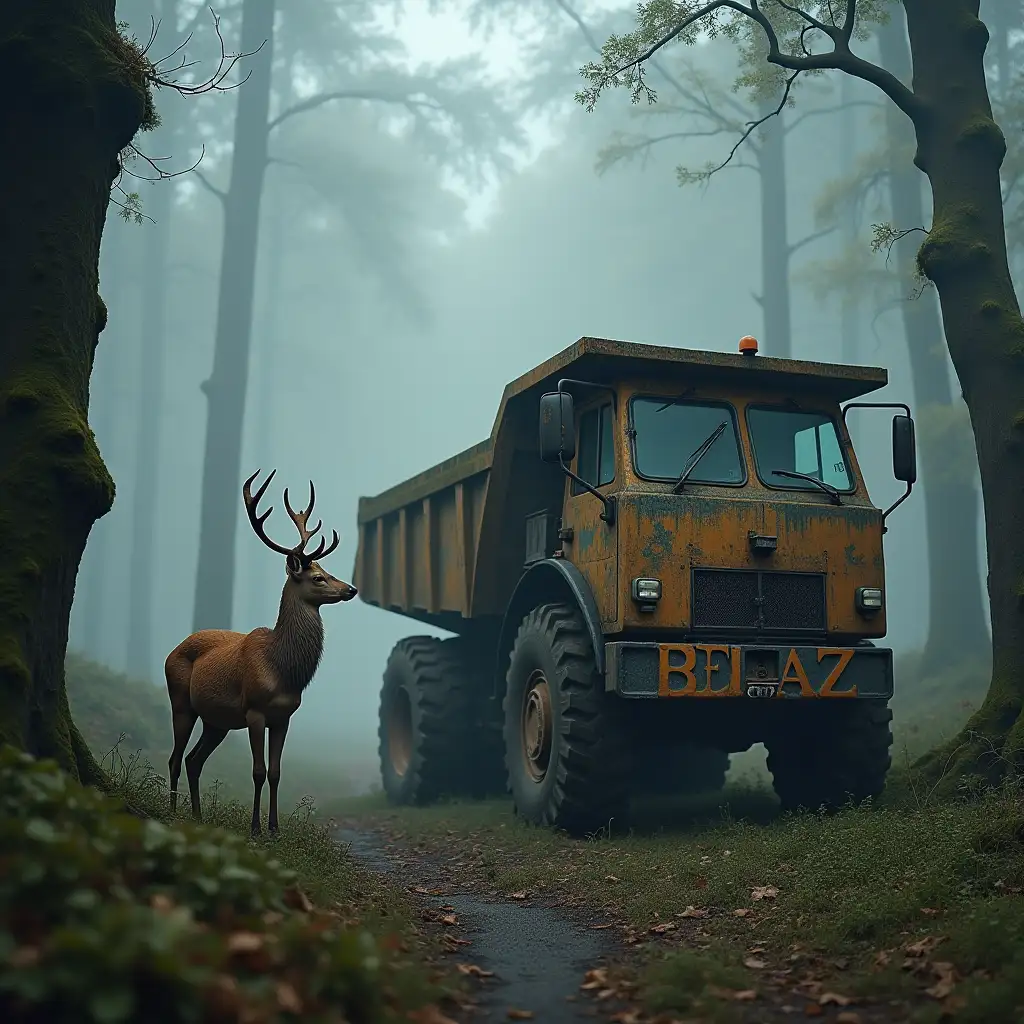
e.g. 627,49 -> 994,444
352,336 -> 916,834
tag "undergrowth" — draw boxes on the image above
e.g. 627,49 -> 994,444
0,744 -> 451,1023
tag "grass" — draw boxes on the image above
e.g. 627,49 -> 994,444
330,653 -> 1023,1022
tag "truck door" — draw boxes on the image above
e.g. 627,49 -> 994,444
564,399 -> 619,623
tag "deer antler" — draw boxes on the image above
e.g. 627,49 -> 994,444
242,469 -> 294,556
283,480 -> 341,563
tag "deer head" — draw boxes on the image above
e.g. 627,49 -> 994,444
243,469 -> 358,607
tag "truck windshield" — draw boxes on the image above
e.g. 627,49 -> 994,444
747,407 -> 853,492
631,397 -> 744,484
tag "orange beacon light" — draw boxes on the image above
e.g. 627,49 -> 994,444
739,335 -> 759,356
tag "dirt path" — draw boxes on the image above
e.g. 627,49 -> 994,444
336,825 -> 625,1022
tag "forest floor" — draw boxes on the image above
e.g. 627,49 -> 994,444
326,758 -> 1024,1024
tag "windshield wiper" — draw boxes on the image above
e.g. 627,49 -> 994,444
672,421 -> 728,494
772,469 -> 843,506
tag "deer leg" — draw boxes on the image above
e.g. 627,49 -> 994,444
267,719 -> 290,835
168,710 -> 199,814
185,721 -> 228,822
247,712 -> 268,837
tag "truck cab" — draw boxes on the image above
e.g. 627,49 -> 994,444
356,336 -> 916,834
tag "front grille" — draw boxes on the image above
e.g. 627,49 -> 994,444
691,568 -> 826,633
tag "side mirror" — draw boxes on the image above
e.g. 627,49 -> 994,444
892,414 -> 917,484
539,392 -> 575,463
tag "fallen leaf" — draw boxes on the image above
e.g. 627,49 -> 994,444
744,957 -> 767,970
904,935 -> 944,957
677,906 -> 709,919
820,992 -> 853,1007
925,962 -> 959,1000
610,1012 -> 641,1024
440,914 -> 458,926
509,891 -> 528,900
751,886 -> 779,901
507,1010 -> 535,1020
590,922 -> 614,930
406,1007 -> 459,1024
733,908 -> 752,918
874,950 -> 891,968
457,963 -> 495,979
604,875 -> 620,883
695,875 -> 709,889
920,907 -> 941,916
276,982 -> 303,1013
650,922 -> 677,934
581,968 -> 608,991
734,990 -> 758,1001
227,932 -> 264,954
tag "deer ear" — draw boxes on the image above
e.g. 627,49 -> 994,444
286,552 -> 303,577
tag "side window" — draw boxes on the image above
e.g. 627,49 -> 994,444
573,404 -> 615,494
794,424 -> 852,489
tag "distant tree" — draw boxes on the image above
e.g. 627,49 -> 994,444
0,3 -> 156,781
580,1 -> 1024,783
190,0 -> 521,632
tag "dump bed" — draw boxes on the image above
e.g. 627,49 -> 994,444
352,336 -> 887,632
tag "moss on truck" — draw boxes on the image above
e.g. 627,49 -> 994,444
354,336 -> 917,835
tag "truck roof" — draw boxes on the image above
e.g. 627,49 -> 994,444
357,336 -> 888,524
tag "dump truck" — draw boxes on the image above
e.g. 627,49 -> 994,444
352,336 -> 917,835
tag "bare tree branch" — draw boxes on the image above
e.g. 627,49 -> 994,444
191,167 -> 228,203
789,222 -> 837,257
267,89 -> 444,133
786,97 -> 882,132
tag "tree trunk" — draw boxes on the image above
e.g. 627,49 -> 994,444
0,2 -> 149,781
244,179 -> 288,630
126,40 -> 178,678
192,0 -> 276,632
839,75 -> 861,368
757,92 -> 792,358
902,0 -> 1024,774
878,13 -> 990,675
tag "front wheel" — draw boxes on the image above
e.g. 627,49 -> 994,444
503,602 -> 630,836
765,701 -> 893,813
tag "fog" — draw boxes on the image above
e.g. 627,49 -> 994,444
70,0 -> 989,786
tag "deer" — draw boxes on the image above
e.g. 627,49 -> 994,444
165,469 -> 357,836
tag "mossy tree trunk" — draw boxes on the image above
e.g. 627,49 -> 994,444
878,14 -> 990,676
900,0 -> 1024,778
192,0 -> 275,632
0,1 -> 150,781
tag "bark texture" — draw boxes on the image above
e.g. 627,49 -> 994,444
878,14 -> 990,675
900,0 -> 1024,777
0,1 -> 151,780
192,0 -> 276,631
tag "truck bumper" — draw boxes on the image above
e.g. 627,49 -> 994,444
605,641 -> 893,700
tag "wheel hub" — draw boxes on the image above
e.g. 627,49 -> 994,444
521,670 -> 553,782
387,687 -> 413,777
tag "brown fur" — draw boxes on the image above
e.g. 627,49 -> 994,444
165,472 -> 356,834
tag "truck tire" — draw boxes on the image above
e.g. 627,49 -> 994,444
633,744 -> 730,797
378,636 -> 503,805
765,701 -> 893,813
503,602 -> 630,836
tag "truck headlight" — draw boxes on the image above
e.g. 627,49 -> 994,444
631,578 -> 662,605
856,587 -> 884,614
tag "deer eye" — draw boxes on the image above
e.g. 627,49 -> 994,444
312,576 -> 326,585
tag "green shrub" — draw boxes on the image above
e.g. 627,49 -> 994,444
0,746 -> 408,1023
